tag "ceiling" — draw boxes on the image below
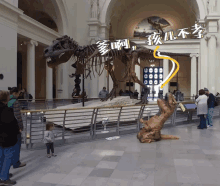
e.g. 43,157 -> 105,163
107,0 -> 199,39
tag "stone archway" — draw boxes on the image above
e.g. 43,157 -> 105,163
98,0 -> 206,97
18,0 -> 69,35
101,0 -> 206,28
17,0 -> 70,99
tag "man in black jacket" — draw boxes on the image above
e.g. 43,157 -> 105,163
8,87 -> 26,169
0,90 -> 19,185
204,88 -> 215,127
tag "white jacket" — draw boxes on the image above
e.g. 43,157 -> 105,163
43,131 -> 57,143
196,95 -> 208,115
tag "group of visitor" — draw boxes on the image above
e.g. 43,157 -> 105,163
0,88 -> 27,185
195,88 -> 216,129
119,89 -> 139,99
0,87 -> 59,185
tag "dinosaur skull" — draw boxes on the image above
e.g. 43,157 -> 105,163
44,35 -> 78,68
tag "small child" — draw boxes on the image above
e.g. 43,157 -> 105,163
43,122 -> 57,158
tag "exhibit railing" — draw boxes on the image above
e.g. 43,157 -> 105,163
18,98 -> 101,110
18,96 -> 196,110
20,101 -> 220,149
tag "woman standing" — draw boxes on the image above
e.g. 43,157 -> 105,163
195,89 -> 208,129
0,90 -> 20,185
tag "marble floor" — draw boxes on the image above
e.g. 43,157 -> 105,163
10,118 -> 220,186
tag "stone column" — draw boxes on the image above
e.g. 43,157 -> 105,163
46,63 -> 53,99
163,58 -> 169,96
26,40 -> 38,100
198,55 -> 201,91
135,58 -> 141,95
190,54 -> 198,98
200,37 -> 208,90
206,35 -> 217,93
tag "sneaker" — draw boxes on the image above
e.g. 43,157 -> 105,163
47,155 -> 51,158
0,178 -> 16,185
51,154 -> 57,157
207,125 -> 210,128
13,162 -> 26,169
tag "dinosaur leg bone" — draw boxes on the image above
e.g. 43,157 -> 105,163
131,72 -> 149,104
101,62 -> 119,101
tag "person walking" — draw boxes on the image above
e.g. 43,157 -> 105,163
7,87 -> 26,169
0,90 -> 20,185
204,88 -> 215,127
195,89 -> 208,129
43,122 -> 58,158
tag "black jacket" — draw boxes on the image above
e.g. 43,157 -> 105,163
207,93 -> 215,108
0,102 -> 20,147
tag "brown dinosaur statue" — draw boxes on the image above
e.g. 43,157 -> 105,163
137,93 -> 180,143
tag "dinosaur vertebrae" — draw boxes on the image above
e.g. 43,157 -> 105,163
137,93 -> 179,143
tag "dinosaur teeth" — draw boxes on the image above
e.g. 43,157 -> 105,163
59,52 -> 65,58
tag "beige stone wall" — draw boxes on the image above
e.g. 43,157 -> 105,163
35,46 -> 46,99
169,56 -> 191,97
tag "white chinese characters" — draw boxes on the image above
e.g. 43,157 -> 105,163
145,23 -> 205,46
111,39 -> 130,50
96,40 -> 110,55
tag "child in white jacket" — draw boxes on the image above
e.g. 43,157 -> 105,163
43,122 -> 58,158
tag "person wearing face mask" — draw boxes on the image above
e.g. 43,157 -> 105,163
98,87 -> 109,99
7,87 -> 26,169
0,90 -> 20,185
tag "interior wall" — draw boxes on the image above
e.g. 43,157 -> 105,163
35,45 -> 46,99
21,45 -> 27,90
169,56 -> 191,97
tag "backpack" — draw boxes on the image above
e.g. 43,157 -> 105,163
214,96 -> 218,107
8,96 -> 17,108
207,94 -> 218,107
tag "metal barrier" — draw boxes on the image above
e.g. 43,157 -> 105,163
21,100 -> 217,149
18,98 -> 101,110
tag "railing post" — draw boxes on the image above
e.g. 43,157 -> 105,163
44,100 -> 48,109
42,111 -> 45,143
25,112 -> 28,149
139,105 -> 146,130
30,112 -> 32,148
62,110 -> 67,144
117,107 -> 123,135
90,109 -> 96,139
137,106 -> 143,130
172,105 -> 178,126
93,108 -> 99,139
27,99 -> 29,110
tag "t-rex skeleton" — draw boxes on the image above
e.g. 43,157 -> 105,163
43,35 -> 188,104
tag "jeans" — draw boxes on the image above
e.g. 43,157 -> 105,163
207,108 -> 214,126
46,143 -> 54,154
198,115 -> 206,129
12,133 -> 21,168
0,145 -> 16,180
